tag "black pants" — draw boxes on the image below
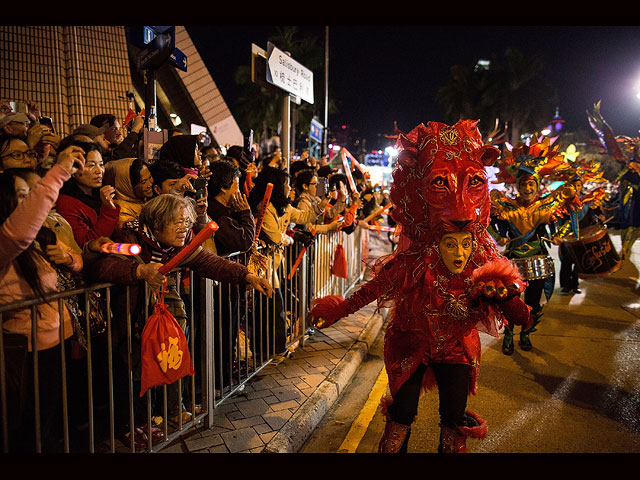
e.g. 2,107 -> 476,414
523,278 -> 545,318
212,282 -> 240,390
558,243 -> 579,290
1,336 -> 70,452
386,362 -> 471,429
251,286 -> 287,362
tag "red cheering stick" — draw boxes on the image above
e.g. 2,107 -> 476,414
100,242 -> 142,255
288,248 -> 307,280
362,203 -> 392,224
255,182 -> 273,238
288,228 -> 316,280
159,221 -> 219,275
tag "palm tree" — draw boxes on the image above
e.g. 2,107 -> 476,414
436,47 -> 557,144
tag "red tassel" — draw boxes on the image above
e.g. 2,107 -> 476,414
472,256 -> 523,286
309,295 -> 347,328
470,257 -> 527,302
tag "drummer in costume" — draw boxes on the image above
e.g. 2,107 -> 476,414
587,101 -> 640,261
490,136 -> 576,355
551,159 -> 610,294
308,120 -> 535,453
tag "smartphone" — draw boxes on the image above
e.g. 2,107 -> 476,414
192,177 -> 208,199
39,116 -> 54,132
244,129 -> 254,161
316,177 -> 328,198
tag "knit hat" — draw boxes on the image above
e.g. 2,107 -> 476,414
72,124 -> 107,139
0,112 -> 29,128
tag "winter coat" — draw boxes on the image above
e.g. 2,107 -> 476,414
103,157 -> 145,228
55,178 -> 120,248
206,198 -> 255,256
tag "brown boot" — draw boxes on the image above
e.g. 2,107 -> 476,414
438,411 -> 488,453
378,420 -> 411,453
439,425 -> 467,453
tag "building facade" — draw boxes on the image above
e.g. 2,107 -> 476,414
0,25 -> 242,150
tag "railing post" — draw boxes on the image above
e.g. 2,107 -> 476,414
201,277 -> 215,429
298,249 -> 308,347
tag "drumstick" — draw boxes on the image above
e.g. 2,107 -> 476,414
159,221 -> 219,275
255,182 -> 273,239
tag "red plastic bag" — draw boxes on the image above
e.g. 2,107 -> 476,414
139,288 -> 195,397
331,234 -> 348,278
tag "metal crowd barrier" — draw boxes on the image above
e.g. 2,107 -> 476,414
0,226 -> 368,453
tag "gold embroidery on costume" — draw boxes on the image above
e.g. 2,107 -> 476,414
440,127 -> 461,146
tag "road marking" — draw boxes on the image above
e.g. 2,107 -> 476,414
338,367 -> 388,453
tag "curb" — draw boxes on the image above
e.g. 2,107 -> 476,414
262,305 -> 389,453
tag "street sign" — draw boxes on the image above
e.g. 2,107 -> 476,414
310,118 -> 323,143
169,48 -> 188,72
136,26 -> 175,71
266,42 -> 314,104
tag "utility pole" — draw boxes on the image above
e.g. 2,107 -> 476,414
323,26 -> 329,157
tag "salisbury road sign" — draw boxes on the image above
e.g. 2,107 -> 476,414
266,42 -> 314,104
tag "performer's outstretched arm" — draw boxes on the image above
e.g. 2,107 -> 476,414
309,279 -> 383,328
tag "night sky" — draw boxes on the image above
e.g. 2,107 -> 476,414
186,25 -> 640,145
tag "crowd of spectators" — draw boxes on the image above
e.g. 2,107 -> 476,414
0,100 -> 391,452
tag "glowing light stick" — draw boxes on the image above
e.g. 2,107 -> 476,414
100,242 -> 142,255
158,221 -> 219,275
367,225 -> 396,233
339,148 -> 358,193
343,147 -> 365,174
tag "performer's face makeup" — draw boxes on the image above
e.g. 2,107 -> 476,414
517,176 -> 539,203
439,232 -> 473,274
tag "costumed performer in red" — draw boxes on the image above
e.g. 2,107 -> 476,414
309,120 -> 534,453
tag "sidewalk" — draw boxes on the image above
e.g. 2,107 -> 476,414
161,231 -> 392,453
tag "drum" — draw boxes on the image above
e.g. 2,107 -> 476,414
512,255 -> 555,281
561,224 -> 621,277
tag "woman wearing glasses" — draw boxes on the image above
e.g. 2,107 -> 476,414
0,133 -> 39,171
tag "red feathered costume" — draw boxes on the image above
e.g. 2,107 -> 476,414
310,121 -> 533,453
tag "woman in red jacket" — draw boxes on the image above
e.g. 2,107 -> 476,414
55,135 -> 120,248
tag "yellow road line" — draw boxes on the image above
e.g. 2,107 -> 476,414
338,367 -> 388,453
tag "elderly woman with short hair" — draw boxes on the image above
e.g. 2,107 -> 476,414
86,193 -> 272,448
